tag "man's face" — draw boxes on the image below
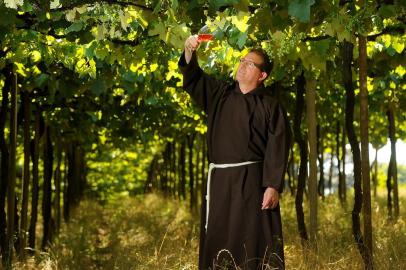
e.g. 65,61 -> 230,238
236,52 -> 267,87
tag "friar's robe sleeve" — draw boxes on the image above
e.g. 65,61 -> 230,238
178,50 -> 223,113
262,99 -> 291,192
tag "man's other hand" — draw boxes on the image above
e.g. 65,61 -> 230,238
261,187 -> 279,210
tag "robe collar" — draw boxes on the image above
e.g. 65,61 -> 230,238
233,81 -> 269,96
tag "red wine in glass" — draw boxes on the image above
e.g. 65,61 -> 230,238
198,25 -> 214,42
198,34 -> 213,42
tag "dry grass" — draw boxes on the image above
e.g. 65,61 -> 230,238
11,187 -> 406,270
281,189 -> 406,270
13,193 -> 199,270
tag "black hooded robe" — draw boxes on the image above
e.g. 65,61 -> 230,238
178,51 -> 290,270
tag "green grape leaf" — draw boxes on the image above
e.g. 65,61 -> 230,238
227,26 -> 242,47
273,66 -> 286,81
4,0 -> 24,9
231,12 -> 250,33
20,1 -> 33,12
78,30 -> 95,44
123,71 -> 138,83
66,21 -> 83,33
288,0 -> 315,23
148,21 -> 166,40
95,46 -> 109,61
14,62 -> 27,77
378,5 -> 397,18
250,8 -> 273,34
209,0 -> 239,10
50,0 -> 60,9
167,23 -> 190,49
337,29 -> 351,42
172,0 -> 179,10
146,96 -> 159,106
311,39 -> 330,57
386,46 -> 396,56
236,31 -> 248,49
153,0 -> 162,14
90,79 -> 107,96
234,0 -> 249,12
392,41 -> 404,54
0,6 -> 19,26
35,73 -> 49,88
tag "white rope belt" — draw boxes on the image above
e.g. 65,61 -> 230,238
205,160 -> 262,232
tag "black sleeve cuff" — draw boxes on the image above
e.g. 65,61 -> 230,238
178,51 -> 200,77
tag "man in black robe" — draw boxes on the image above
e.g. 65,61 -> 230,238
178,35 -> 291,270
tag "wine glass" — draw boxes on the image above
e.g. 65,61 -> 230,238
197,25 -> 214,42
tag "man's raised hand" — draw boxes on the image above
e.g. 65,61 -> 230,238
184,35 -> 200,64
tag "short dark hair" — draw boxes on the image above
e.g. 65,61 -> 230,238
249,48 -> 273,76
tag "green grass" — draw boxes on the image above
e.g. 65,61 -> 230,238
13,188 -> 406,270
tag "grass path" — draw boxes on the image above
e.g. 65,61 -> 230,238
16,194 -> 199,270
14,190 -> 406,269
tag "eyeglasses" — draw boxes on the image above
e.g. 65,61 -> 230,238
239,58 -> 263,71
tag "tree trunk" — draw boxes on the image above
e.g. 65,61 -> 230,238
0,66 -> 11,263
359,28 -> 373,268
168,143 -> 173,194
179,140 -> 186,200
19,92 -> 31,259
28,107 -> 41,252
201,135 -> 207,207
79,148 -> 87,198
372,148 -> 378,198
342,40 -> 366,262
387,107 -> 399,220
42,125 -> 54,249
287,147 -> 296,196
82,150 -> 86,195
63,145 -> 68,220
166,143 -> 172,194
328,148 -> 334,194
195,137 -> 201,208
161,144 -> 170,193
143,155 -> 156,193
187,134 -> 196,211
54,140 -> 62,233
337,121 -> 343,202
386,158 -> 393,218
306,77 -> 317,244
294,72 -> 308,243
6,72 -> 18,266
64,144 -> 86,219
341,122 -> 347,203
155,157 -> 161,191
64,143 -> 74,222
316,125 -> 324,199
13,196 -> 20,255
168,142 -> 173,196
172,142 -> 177,198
